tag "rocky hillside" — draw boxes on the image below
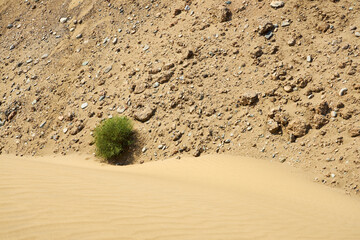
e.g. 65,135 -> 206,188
0,0 -> 359,194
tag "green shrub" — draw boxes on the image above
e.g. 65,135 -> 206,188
94,116 -> 134,161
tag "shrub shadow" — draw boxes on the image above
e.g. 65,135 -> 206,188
106,130 -> 143,166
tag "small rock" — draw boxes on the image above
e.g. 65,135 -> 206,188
81,102 -> 88,109
41,53 -> 49,59
153,82 -> 160,88
116,107 -> 125,113
239,92 -> 258,106
7,23 -> 13,29
142,147 -> 147,153
312,114 -> 329,129
174,9 -> 182,16
104,66 -> 112,73
112,38 -> 118,44
59,17 -> 68,23
317,22 -> 330,32
270,1 -> 285,9
76,33 -> 82,39
315,101 -> 330,115
258,20 -> 274,35
349,126 -> 360,137
7,111 -> 16,121
39,121 -> 46,128
307,55 -> 312,62
284,85 -> 292,93
268,120 -> 280,134
281,20 -> 291,27
264,31 -> 273,40
288,119 -> 309,137
82,61 -> 89,66
134,106 -> 155,122
217,6 -> 232,22
339,88 -> 348,96
326,157 -> 335,162
288,38 -> 296,46
193,149 -> 201,157
331,111 -> 337,117
157,71 -> 174,83
355,32 -> 360,37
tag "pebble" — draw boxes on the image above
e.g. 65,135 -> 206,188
143,45 -> 150,51
284,85 -> 292,93
81,102 -> 88,109
104,65 -> 112,73
60,17 -> 68,23
39,121 -> 46,128
281,20 -> 291,27
63,128 -> 68,134
355,32 -> 360,37
265,31 -> 273,40
153,82 -> 160,88
7,23 -> 13,29
10,45 -> 15,50
41,53 -> 49,59
117,107 -> 126,113
270,1 -> 285,8
288,38 -> 296,46
82,61 -> 89,66
76,33 -> 82,39
331,111 -> 337,117
307,55 -> 312,62
339,88 -> 348,96
142,147 -> 147,153
112,38 -> 118,44
103,37 -> 110,44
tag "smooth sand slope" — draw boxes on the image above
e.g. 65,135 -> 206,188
1,154 -> 360,240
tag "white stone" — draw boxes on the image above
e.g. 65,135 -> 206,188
270,1 -> 285,8
81,102 -> 88,109
60,17 -> 68,23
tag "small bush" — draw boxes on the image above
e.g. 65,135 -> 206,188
94,116 -> 134,161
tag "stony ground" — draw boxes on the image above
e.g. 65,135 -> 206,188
0,0 -> 359,194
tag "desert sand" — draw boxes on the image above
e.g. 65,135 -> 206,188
1,0 -> 360,195
1,154 -> 360,240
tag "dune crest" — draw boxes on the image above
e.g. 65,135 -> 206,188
1,154 -> 360,240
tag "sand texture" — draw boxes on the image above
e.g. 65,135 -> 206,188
1,0 -> 360,194
1,154 -> 360,240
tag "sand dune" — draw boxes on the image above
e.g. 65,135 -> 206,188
1,154 -> 360,240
